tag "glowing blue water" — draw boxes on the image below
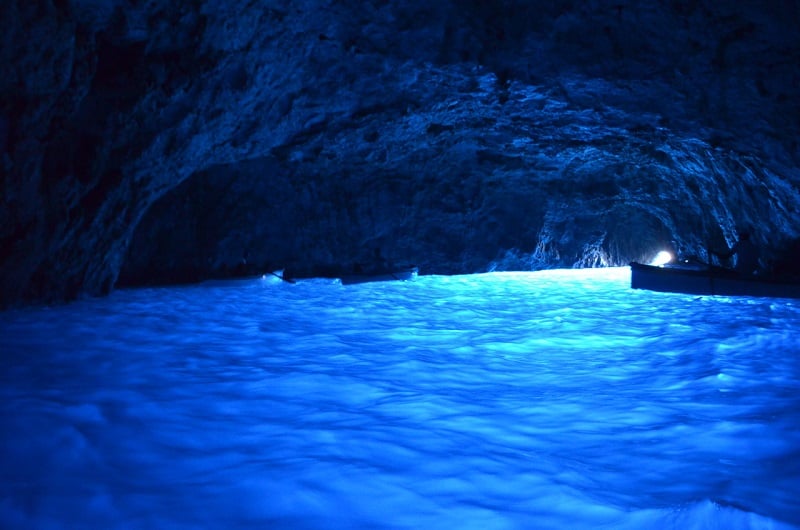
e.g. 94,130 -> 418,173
1,268 -> 799,529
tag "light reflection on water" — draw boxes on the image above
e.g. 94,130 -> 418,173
1,268 -> 799,529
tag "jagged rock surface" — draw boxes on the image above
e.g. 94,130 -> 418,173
2,0 -> 800,306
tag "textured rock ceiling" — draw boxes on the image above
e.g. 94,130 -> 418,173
1,0 -> 799,307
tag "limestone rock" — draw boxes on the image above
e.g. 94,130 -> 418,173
2,0 -> 799,307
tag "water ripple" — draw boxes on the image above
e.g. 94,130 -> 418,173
1,268 -> 799,529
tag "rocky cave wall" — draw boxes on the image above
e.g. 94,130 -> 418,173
2,0 -> 800,306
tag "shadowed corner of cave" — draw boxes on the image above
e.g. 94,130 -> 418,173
2,0 -> 800,307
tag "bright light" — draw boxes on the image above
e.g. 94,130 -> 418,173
650,251 -> 673,266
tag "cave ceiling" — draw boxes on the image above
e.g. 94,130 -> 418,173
1,0 -> 799,306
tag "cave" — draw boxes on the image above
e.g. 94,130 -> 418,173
1,0 -> 799,307
2,2 -> 800,528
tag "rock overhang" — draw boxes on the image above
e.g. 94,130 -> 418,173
1,0 -> 799,306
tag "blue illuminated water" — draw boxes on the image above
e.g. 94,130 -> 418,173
1,268 -> 799,529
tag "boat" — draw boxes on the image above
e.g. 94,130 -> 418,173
630,261 -> 800,299
340,266 -> 419,285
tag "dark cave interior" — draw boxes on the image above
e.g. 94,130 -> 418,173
2,0 -> 799,308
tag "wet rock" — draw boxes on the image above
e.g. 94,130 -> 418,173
2,0 -> 799,307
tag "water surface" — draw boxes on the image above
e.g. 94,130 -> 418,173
1,268 -> 799,529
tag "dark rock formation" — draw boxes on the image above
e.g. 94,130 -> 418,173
2,0 -> 799,307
